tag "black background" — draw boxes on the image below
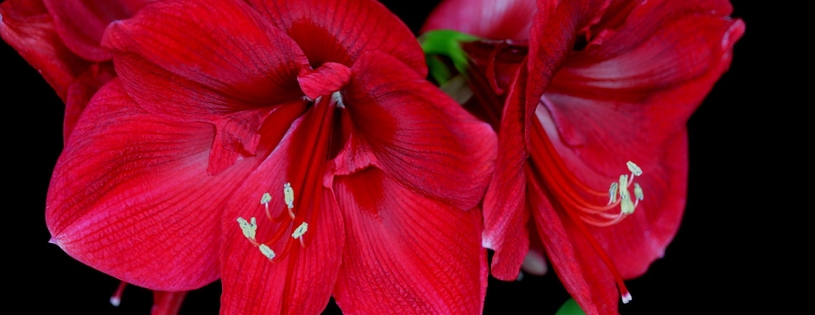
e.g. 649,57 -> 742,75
5,0 -> 787,314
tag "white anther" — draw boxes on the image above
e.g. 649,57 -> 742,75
633,183 -> 643,201
261,192 -> 272,205
608,182 -> 619,205
292,222 -> 309,239
618,175 -> 629,199
237,217 -> 257,240
627,161 -> 642,177
258,244 -> 276,261
283,182 -> 294,210
331,91 -> 345,108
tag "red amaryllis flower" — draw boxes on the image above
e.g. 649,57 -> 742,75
0,0 -> 155,141
46,0 -> 496,313
423,0 -> 744,314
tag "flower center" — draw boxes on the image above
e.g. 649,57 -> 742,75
528,107 -> 644,304
236,90 -> 342,262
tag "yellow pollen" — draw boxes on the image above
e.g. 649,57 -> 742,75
260,192 -> 272,205
283,182 -> 294,210
237,217 -> 257,241
258,244 -> 276,261
292,222 -> 308,239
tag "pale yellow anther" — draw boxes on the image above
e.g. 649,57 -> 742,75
627,161 -> 642,177
283,182 -> 294,210
618,175 -> 629,199
292,222 -> 308,239
258,244 -> 276,261
633,183 -> 643,201
620,192 -> 635,215
608,182 -> 619,205
260,192 -> 272,205
237,217 -> 257,240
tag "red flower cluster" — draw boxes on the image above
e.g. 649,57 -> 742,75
2,0 -> 742,314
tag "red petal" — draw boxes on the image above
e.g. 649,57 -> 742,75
588,131 -> 689,278
247,0 -> 426,76
47,80 -> 263,290
523,0 -> 743,275
538,2 -> 744,176
526,0 -> 609,118
42,0 -> 151,62
482,67 -> 530,280
528,175 -> 613,315
219,117 -> 344,314
63,61 -> 116,143
332,168 -> 487,314
339,51 -> 497,208
421,0 -> 538,40
0,0 -> 90,101
102,0 -> 310,173
297,62 -> 351,100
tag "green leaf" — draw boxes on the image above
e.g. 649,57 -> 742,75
555,299 -> 586,315
418,29 -> 480,75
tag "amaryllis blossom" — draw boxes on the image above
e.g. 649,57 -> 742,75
0,0 -> 155,141
423,0 -> 744,314
45,0 -> 496,314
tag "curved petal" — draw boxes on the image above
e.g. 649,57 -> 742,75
247,0 -> 426,76
528,173 -> 614,315
63,61 -> 116,142
102,0 -> 309,173
42,0 -> 152,62
340,51 -> 497,208
526,0 -> 609,118
421,0 -> 538,40
219,113 -> 344,315
46,80 -> 263,290
482,66 -> 530,280
0,0 -> 90,101
540,2 -> 744,175
332,168 -> 487,315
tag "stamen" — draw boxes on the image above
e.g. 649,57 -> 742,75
627,161 -> 642,176
608,182 -> 618,205
261,192 -> 272,205
620,191 -> 635,215
237,217 -> 257,241
283,182 -> 295,219
331,91 -> 345,108
618,174 -> 629,199
110,281 -> 127,307
292,222 -> 308,240
258,244 -> 276,261
633,183 -> 643,201
284,183 -> 294,210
